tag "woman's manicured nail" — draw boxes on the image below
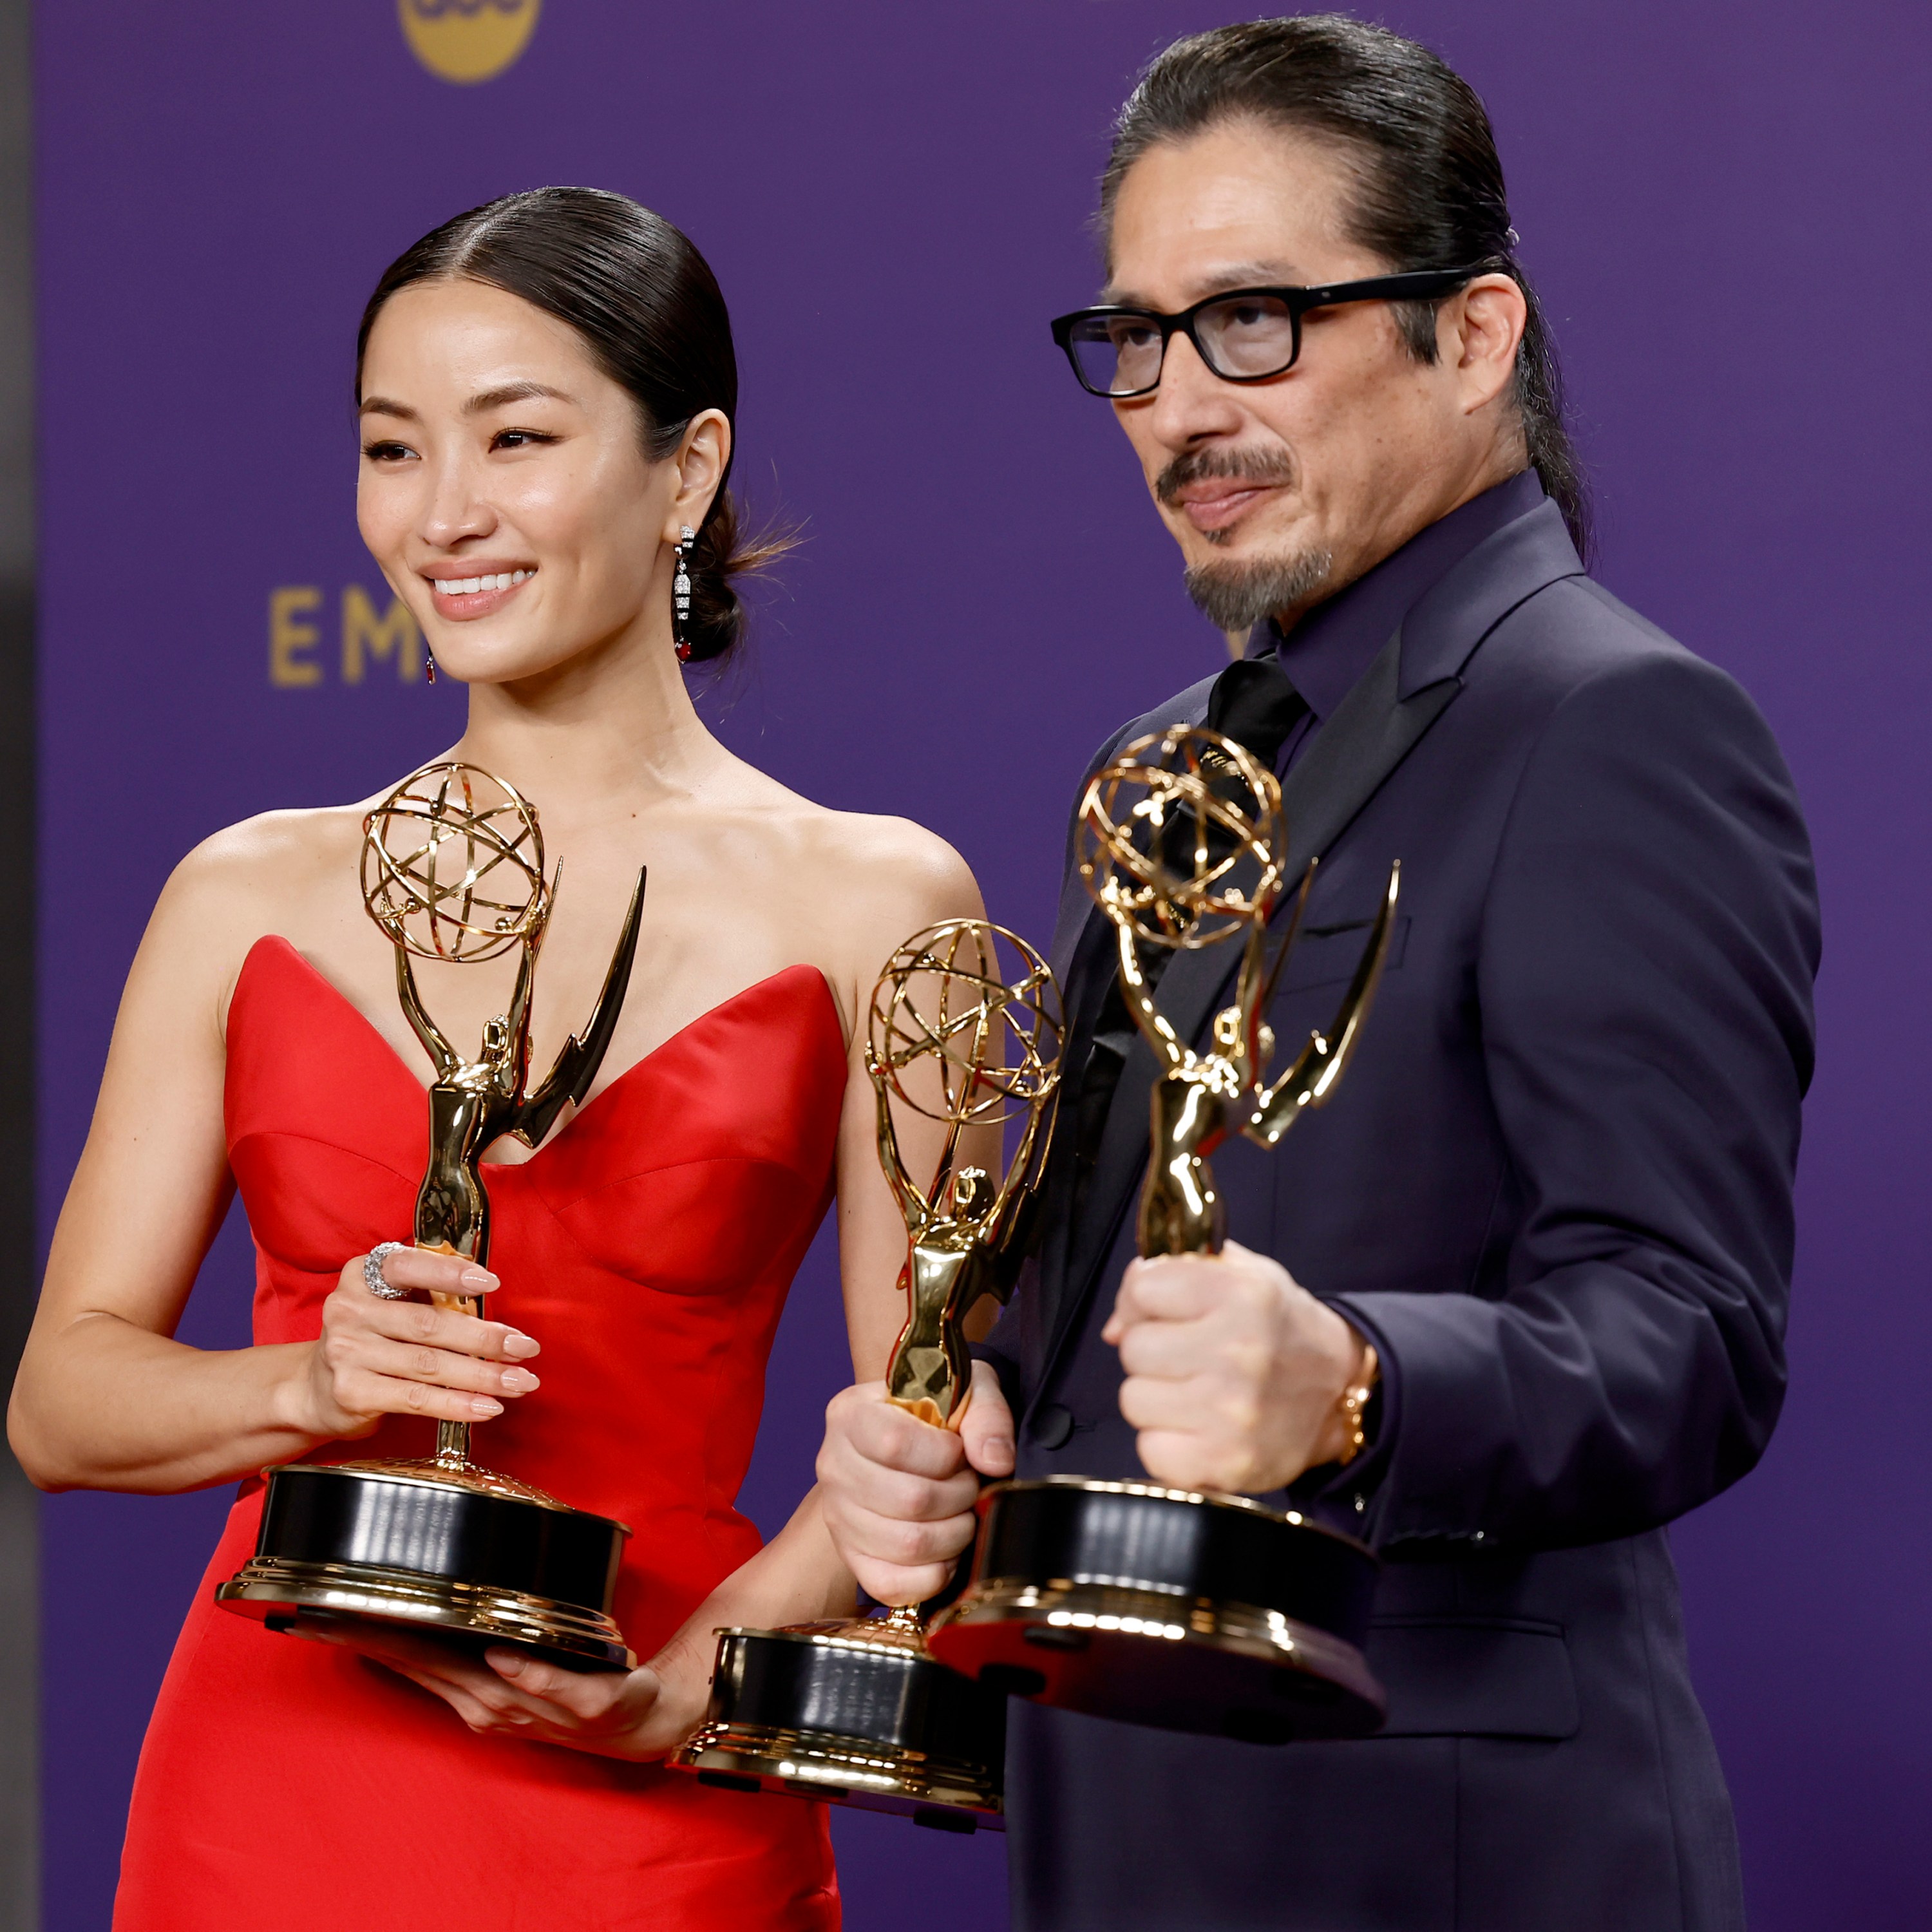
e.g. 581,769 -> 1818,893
501,1368 -> 539,1394
471,1396 -> 504,1417
502,1331 -> 541,1359
460,1267 -> 499,1290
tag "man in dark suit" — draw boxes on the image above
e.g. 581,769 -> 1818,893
817,17 -> 1817,1929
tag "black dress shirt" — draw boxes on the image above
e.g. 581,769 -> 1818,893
1253,466 -> 1548,773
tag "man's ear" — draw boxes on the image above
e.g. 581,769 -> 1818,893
1446,274 -> 1528,417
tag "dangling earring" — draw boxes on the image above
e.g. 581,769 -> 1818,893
426,654 -> 437,683
672,525 -> 696,663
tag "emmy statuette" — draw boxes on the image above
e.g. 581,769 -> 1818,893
218,763 -> 646,1669
928,727 -> 1399,1743
672,920 -> 1062,1830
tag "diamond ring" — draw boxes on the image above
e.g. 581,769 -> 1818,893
363,1242 -> 412,1300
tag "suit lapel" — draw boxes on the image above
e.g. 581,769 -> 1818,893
1147,627 -> 1426,1066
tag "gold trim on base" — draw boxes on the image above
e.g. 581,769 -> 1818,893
674,1721 -> 1001,1816
711,1612 -> 932,1659
1013,1471 -> 1302,1517
933,1577 -> 1370,1681
321,1454 -> 570,1509
985,1472 -> 1373,1549
216,1555 -> 636,1668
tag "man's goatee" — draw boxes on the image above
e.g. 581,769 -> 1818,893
1184,549 -> 1334,633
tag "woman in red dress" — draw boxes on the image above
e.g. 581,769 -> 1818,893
8,188 -> 987,1929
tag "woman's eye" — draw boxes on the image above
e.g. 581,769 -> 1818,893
491,428 -> 557,452
361,440 -> 413,463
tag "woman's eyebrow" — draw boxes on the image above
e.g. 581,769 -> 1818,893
357,381 -> 579,421
464,380 -> 578,413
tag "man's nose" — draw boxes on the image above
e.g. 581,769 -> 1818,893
1138,328 -> 1247,450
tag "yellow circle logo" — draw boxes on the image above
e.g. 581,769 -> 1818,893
399,0 -> 542,85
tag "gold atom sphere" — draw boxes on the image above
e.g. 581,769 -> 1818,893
360,761 -> 551,964
867,919 -> 1064,1127
1077,726 -> 1287,949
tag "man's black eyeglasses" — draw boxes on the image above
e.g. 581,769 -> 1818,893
1050,267 -> 1482,399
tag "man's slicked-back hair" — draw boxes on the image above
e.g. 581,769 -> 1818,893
1103,15 -> 1588,560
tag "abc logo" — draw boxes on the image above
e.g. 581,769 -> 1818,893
399,0 -> 542,84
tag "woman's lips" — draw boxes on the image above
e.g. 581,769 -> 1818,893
425,566 -> 536,621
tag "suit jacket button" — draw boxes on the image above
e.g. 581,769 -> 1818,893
1032,1403 -> 1075,1450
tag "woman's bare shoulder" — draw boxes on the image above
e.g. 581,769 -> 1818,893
768,804 -> 985,1012
770,795 -> 978,913
162,804 -> 367,919
134,805 -> 374,1003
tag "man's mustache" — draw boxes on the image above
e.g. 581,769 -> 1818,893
1154,444 -> 1297,507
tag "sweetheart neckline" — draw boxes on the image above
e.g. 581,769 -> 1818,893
238,936 -> 844,1163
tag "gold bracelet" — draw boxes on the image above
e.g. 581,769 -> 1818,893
1334,1344 -> 1380,1468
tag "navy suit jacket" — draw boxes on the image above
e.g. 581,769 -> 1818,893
980,497 -> 1819,1931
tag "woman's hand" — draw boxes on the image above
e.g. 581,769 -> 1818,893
817,1359 -> 1014,1605
292,1620 -> 714,1761
280,1247 -> 543,1441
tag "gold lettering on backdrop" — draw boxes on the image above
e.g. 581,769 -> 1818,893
342,585 -> 423,684
399,0 -> 542,85
269,587 -> 323,688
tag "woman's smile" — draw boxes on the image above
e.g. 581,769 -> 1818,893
422,561 -> 538,621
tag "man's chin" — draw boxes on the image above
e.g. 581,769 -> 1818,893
1183,547 -> 1335,633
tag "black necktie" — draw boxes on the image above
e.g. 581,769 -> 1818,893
1067,655 -> 1309,1218
1203,653 -> 1313,772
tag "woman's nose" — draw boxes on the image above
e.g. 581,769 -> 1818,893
421,453 -> 497,546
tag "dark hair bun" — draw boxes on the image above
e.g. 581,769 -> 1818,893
681,486 -> 793,665
358,185 -> 791,667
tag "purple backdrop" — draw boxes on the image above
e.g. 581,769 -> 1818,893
31,3 -> 1928,1927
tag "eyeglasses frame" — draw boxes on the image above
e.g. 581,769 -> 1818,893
1050,266 -> 1487,399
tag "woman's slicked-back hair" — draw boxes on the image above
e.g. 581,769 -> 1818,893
1103,16 -> 1589,560
357,186 -> 786,664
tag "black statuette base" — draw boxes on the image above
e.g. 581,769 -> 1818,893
216,1461 -> 634,1671
674,1624 -> 1006,1829
929,1477 -> 1385,1743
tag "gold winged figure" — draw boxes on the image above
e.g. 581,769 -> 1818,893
1079,725 -> 1400,1258
866,919 -> 1063,1427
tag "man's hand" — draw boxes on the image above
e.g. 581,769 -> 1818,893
816,1359 -> 1015,1605
1102,1240 -> 1368,1493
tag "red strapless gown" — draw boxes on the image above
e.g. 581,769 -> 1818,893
114,937 -> 848,1930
